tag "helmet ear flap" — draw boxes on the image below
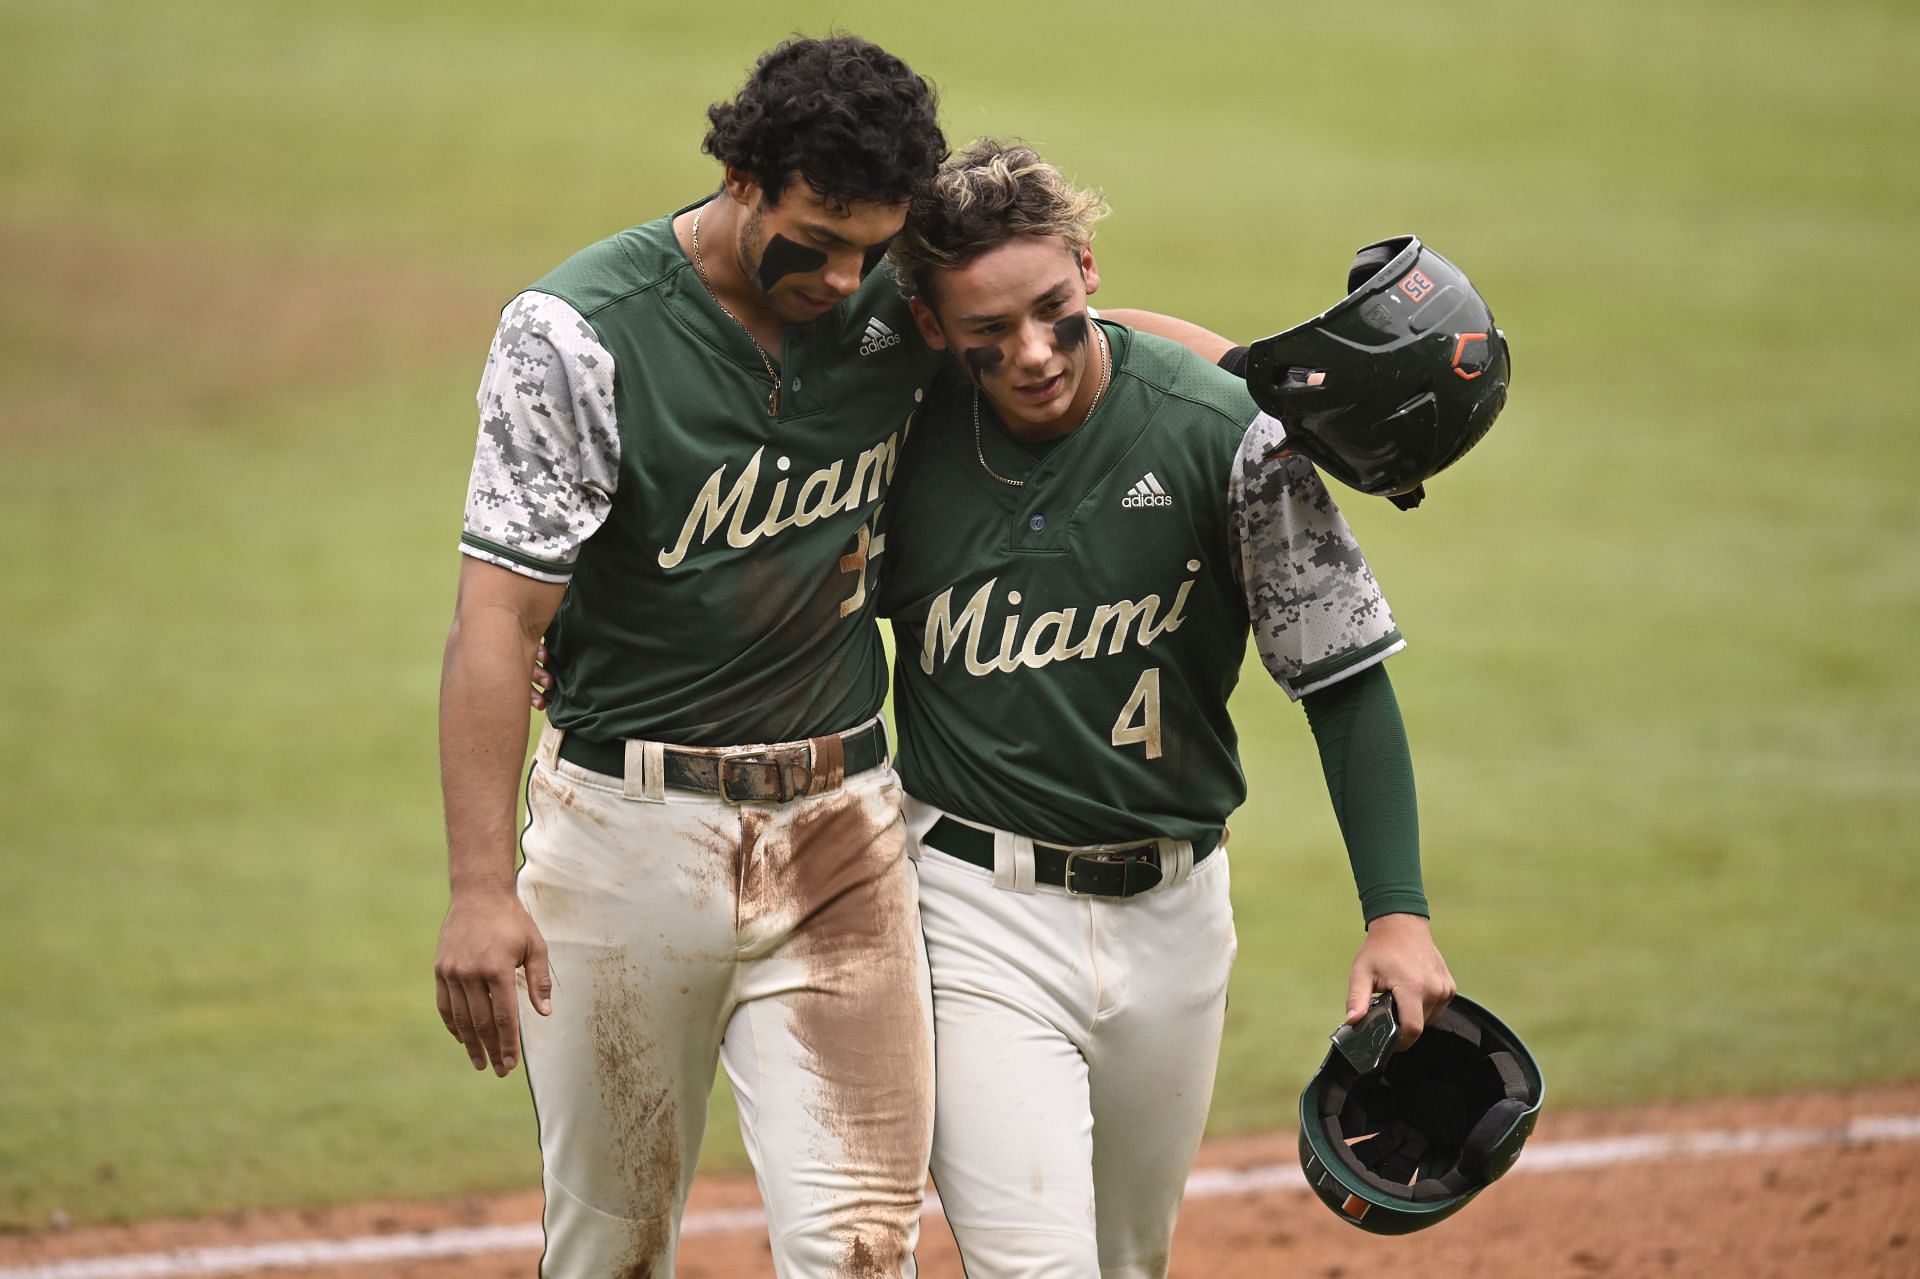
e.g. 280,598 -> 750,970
1460,1049 -> 1534,1181
1461,1099 -> 1530,1181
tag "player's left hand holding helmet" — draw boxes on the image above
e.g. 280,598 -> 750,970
1244,236 -> 1512,510
1298,992 -> 1544,1235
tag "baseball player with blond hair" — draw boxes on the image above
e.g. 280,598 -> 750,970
878,139 -> 1457,1278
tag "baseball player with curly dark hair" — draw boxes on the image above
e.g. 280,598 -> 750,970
435,36 -> 949,1278
879,140 -> 1457,1278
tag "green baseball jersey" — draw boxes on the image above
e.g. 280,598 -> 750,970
879,323 -> 1404,846
460,199 -> 943,746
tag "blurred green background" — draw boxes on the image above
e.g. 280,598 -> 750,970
3,0 -> 1916,1229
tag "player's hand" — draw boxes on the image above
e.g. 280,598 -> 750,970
434,889 -> 553,1076
526,641 -> 556,710
1345,913 -> 1455,1050
529,642 -> 556,711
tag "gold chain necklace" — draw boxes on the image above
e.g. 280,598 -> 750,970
972,323 -> 1110,489
691,208 -> 780,416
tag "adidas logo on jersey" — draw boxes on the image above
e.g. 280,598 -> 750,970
1121,472 -> 1174,508
859,317 -> 902,355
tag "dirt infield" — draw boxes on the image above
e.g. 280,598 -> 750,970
5,1085 -> 1916,1278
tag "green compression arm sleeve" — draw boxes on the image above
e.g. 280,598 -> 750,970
1299,661 -> 1429,922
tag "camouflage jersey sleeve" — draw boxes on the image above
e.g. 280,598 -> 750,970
458,290 -> 620,583
1228,411 -> 1406,700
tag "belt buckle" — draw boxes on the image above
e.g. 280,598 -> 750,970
1062,842 -> 1155,897
717,742 -> 814,804
1061,849 -> 1097,896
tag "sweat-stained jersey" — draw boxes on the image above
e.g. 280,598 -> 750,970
460,198 -> 944,746
879,323 -> 1403,846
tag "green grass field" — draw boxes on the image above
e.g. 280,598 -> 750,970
3,0 -> 1916,1230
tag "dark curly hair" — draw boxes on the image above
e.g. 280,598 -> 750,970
703,35 -> 946,208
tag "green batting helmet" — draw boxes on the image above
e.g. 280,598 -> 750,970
1298,993 -> 1544,1235
1245,236 -> 1511,509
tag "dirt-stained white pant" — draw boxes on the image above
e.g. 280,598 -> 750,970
517,723 -> 934,1279
904,797 -> 1237,1279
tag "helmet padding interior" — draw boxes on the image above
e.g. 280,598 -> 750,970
1316,1006 -> 1532,1203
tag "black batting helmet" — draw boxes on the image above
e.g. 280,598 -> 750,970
1245,236 -> 1511,508
1298,993 -> 1544,1235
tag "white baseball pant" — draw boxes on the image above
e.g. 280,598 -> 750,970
516,722 -> 935,1278
903,797 -> 1237,1279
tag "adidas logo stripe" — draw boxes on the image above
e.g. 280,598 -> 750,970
859,316 -> 901,355
1121,471 -> 1173,508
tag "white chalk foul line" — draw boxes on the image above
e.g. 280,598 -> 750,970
7,1114 -> 1918,1279
0,1210 -> 768,1279
1180,1112 -> 1920,1197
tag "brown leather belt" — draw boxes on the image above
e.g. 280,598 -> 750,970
555,721 -> 887,804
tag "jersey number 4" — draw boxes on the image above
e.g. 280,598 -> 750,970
1111,668 -> 1164,760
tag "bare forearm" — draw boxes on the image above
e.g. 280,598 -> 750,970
439,611 -> 540,894
433,558 -> 565,1073
439,563 -> 561,896
1103,308 -> 1236,363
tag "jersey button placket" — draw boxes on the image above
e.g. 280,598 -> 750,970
778,327 -> 806,417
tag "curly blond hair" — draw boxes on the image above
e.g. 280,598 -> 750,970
888,138 -> 1109,301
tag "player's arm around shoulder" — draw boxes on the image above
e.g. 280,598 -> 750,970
1099,307 -> 1236,364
